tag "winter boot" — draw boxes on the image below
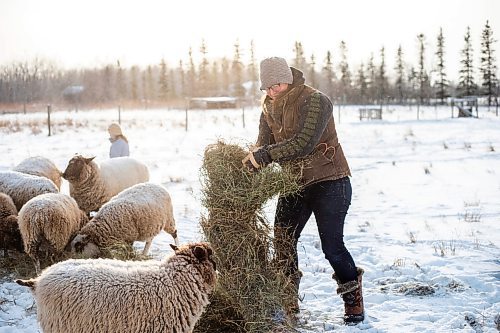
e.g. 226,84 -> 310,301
332,267 -> 365,324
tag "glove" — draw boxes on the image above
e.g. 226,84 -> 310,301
242,146 -> 272,172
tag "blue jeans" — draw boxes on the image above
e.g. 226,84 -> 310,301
274,177 -> 358,283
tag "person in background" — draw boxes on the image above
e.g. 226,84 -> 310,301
108,123 -> 129,158
242,57 -> 364,324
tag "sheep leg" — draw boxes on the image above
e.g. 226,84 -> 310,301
142,239 -> 152,256
170,230 -> 179,246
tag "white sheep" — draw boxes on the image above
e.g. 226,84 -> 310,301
62,154 -> 149,215
16,242 -> 217,333
0,171 -> 59,211
0,192 -> 23,256
13,156 -> 63,190
71,182 -> 178,257
18,192 -> 89,273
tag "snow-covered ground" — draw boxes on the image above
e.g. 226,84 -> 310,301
0,105 -> 499,332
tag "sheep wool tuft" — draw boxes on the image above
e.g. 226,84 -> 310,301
16,242 -> 217,333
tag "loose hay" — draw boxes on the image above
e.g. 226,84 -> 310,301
196,140 -> 302,333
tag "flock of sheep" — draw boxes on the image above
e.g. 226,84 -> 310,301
0,155 -> 217,333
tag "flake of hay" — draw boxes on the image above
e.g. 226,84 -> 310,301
196,140 -> 302,333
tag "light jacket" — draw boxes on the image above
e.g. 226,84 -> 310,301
109,138 -> 130,158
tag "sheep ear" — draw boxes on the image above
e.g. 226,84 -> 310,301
84,156 -> 95,163
170,244 -> 178,251
193,246 -> 207,261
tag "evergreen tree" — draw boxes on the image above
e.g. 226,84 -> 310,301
178,60 -> 185,98
356,63 -> 368,104
248,40 -> 259,102
232,40 -> 245,98
158,58 -> 169,101
115,60 -> 126,102
221,57 -> 230,94
367,53 -> 376,103
130,66 -> 138,102
417,34 -> 428,104
480,20 -> 498,106
187,47 -> 196,97
338,41 -> 352,103
309,54 -> 317,87
458,26 -> 477,97
378,46 -> 388,104
435,28 -> 449,104
146,65 -> 155,102
322,50 -> 336,100
293,41 -> 307,70
394,45 -> 406,104
199,39 -> 210,96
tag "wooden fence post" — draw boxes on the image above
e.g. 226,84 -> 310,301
47,104 -> 52,137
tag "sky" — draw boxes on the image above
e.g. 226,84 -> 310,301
0,0 -> 498,81
0,105 -> 499,332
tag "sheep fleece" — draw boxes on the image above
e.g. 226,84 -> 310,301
27,242 -> 217,333
0,171 -> 58,211
77,182 -> 175,248
13,156 -> 62,190
18,193 -> 87,257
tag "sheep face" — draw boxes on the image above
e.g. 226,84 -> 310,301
170,242 -> 217,289
71,234 -> 100,257
62,155 -> 95,183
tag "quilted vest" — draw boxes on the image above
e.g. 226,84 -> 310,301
261,84 -> 351,187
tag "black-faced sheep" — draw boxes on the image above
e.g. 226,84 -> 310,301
0,171 -> 59,211
16,242 -> 217,333
0,192 -> 23,256
71,182 -> 178,257
62,154 -> 149,215
18,192 -> 89,273
13,156 -> 63,190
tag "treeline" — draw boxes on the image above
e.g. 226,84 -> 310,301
0,22 -> 497,108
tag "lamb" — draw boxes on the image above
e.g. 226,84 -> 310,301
16,242 -> 217,333
62,154 -> 150,215
18,192 -> 89,273
0,192 -> 23,256
0,171 -> 59,211
71,182 -> 178,257
13,156 -> 63,190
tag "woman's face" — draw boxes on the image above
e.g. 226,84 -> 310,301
266,83 -> 289,99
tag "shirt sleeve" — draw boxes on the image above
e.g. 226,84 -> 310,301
267,92 -> 333,162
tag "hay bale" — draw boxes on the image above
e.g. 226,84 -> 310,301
197,141 -> 302,333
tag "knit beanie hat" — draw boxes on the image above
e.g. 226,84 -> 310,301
108,123 -> 122,137
259,57 -> 293,90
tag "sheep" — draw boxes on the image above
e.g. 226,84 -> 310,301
13,156 -> 63,190
0,171 -> 59,211
16,241 -> 217,333
71,182 -> 178,257
62,154 -> 150,215
0,192 -> 23,256
18,192 -> 89,273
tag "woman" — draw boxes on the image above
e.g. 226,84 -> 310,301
242,57 -> 364,324
108,123 -> 129,158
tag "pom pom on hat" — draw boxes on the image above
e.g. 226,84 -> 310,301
259,57 -> 293,90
